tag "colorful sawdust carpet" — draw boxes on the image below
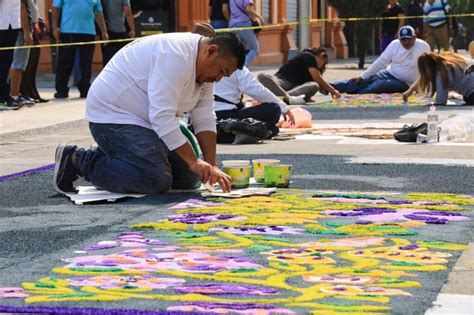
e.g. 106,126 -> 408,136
309,93 -> 433,108
1,190 -> 473,314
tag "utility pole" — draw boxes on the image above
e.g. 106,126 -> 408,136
298,0 -> 311,49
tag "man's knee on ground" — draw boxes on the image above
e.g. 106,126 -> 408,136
142,171 -> 173,194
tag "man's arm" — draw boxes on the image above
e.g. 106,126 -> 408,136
94,12 -> 109,41
195,131 -> 232,192
20,1 -> 33,45
52,7 -> 61,41
222,3 -> 230,21
397,13 -> 405,37
360,43 -> 393,79
123,4 -> 136,38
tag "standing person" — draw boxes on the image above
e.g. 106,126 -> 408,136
406,0 -> 425,39
209,0 -> 229,30
20,6 -> 49,103
258,47 -> 340,103
53,32 -> 246,195
0,0 -> 22,107
52,0 -> 108,99
9,0 -> 34,106
403,52 -> 473,105
214,66 -> 295,127
229,0 -> 263,67
380,0 -> 405,53
423,0 -> 452,51
330,26 -> 430,94
101,0 -> 136,66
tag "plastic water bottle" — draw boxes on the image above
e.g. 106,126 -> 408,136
427,105 -> 438,144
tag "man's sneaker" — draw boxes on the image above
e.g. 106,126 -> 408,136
6,96 -> 25,107
18,95 -> 35,106
288,94 -> 306,105
53,144 -> 79,194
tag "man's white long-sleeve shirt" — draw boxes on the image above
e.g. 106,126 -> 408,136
86,33 -> 216,151
213,66 -> 289,113
361,39 -> 430,85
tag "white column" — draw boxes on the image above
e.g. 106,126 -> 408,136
298,0 -> 311,49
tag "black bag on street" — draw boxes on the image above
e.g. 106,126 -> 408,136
216,118 -> 278,144
393,123 -> 428,142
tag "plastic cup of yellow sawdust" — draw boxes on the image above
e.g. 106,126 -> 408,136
252,159 -> 280,183
222,160 -> 250,168
264,164 -> 292,188
223,166 -> 251,189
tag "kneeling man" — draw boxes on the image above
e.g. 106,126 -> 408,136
53,32 -> 245,194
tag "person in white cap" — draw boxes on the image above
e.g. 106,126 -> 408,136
330,26 -> 430,94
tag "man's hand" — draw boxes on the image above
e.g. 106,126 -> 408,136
53,27 -> 60,42
24,31 -> 33,46
189,159 -> 214,185
212,166 -> 232,193
129,30 -> 136,38
101,31 -> 109,42
189,160 -> 232,193
331,89 -> 341,100
283,110 -> 295,125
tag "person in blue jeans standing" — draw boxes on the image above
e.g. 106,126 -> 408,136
209,0 -> 229,30
330,26 -> 430,94
229,0 -> 263,67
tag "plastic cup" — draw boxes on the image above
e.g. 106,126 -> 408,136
252,159 -> 281,183
222,160 -> 250,168
223,166 -> 251,189
264,164 -> 292,188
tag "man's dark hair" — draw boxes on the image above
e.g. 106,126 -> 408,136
210,32 -> 246,70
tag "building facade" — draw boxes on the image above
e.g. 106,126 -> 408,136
37,0 -> 347,73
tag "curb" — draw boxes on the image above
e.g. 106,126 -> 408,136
0,119 -> 88,142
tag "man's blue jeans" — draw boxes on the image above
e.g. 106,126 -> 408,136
231,20 -> 259,67
331,69 -> 409,94
74,123 -> 199,194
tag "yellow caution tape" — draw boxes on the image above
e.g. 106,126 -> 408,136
1,13 -> 472,51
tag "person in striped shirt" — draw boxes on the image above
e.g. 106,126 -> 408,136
423,0 -> 453,51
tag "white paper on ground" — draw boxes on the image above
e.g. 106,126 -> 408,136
66,186 -> 146,205
201,187 -> 276,198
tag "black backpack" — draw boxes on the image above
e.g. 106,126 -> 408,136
216,118 -> 278,144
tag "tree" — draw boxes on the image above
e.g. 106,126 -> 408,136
327,0 -> 386,68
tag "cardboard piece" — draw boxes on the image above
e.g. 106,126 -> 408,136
201,187 -> 276,198
66,186 -> 146,205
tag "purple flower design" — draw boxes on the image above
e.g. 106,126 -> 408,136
211,225 -> 303,235
167,302 -> 295,314
167,213 -> 245,224
173,283 -> 278,295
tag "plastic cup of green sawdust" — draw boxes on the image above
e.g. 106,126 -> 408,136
252,159 -> 280,183
223,166 -> 251,189
264,164 -> 292,188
